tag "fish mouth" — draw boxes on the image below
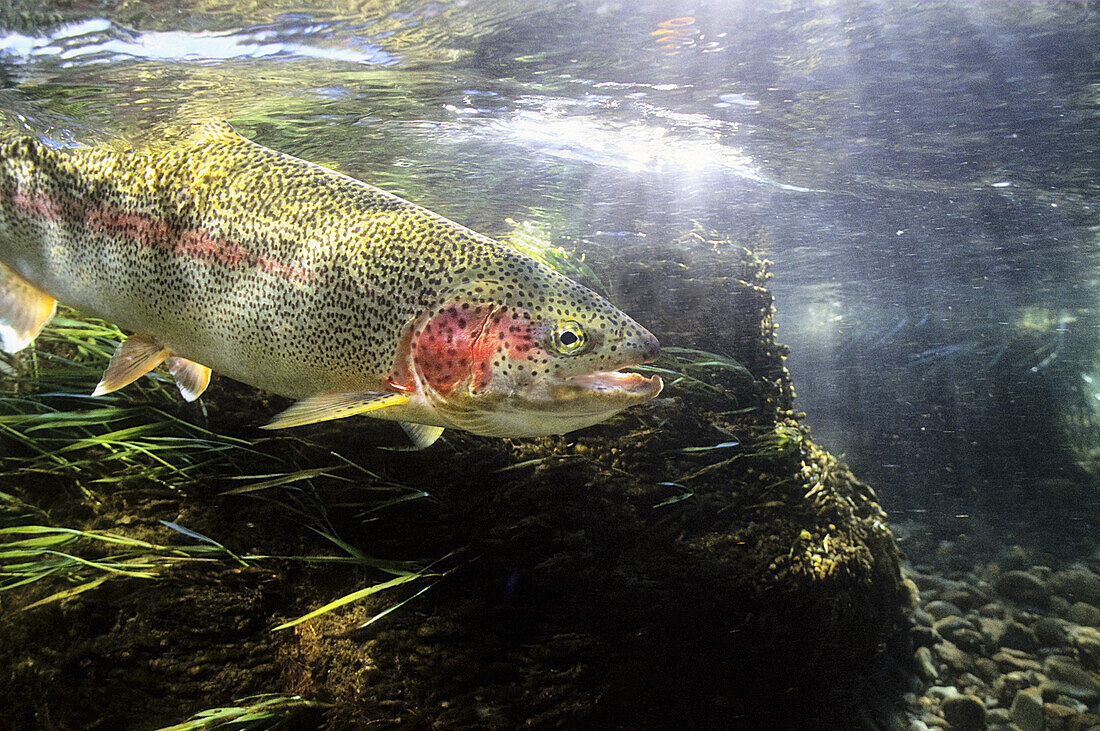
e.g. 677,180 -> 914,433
565,370 -> 664,398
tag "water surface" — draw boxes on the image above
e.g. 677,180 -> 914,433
3,0 -> 1098,540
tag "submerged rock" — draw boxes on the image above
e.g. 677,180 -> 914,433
1009,687 -> 1045,731
995,571 -> 1050,607
914,646 -> 939,681
933,640 -> 974,674
1044,657 -> 1099,694
1067,601 -> 1100,627
1050,567 -> 1100,605
941,694 -> 986,730
1034,616 -> 1070,647
997,621 -> 1040,652
925,600 -> 963,620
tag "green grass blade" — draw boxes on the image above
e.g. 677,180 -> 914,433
19,575 -> 110,612
272,573 -> 433,631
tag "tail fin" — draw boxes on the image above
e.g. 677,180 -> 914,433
0,263 -> 56,353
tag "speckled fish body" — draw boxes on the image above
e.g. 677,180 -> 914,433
0,123 -> 661,444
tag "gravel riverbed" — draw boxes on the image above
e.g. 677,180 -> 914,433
898,535 -> 1100,731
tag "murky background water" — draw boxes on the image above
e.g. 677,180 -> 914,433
2,0 -> 1098,544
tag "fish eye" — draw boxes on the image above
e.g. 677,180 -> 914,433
552,320 -> 588,355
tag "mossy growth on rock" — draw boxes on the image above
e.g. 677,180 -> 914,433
0,228 -> 911,729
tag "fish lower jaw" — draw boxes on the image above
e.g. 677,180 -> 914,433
565,370 -> 663,398
426,371 -> 663,437
449,405 -> 638,438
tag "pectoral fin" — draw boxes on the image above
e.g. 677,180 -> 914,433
92,334 -> 170,396
399,421 -> 445,449
262,391 -> 411,430
0,263 -> 57,354
166,356 -> 211,402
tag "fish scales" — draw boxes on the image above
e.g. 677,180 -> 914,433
1,128 -> 487,395
0,123 -> 662,443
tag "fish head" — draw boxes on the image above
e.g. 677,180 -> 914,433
395,263 -> 663,437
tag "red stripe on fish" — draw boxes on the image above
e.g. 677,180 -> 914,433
12,190 -> 63,221
84,202 -> 316,284
4,187 -> 313,284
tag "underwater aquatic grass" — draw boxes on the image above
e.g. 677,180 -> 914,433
634,345 -> 756,410
0,312 -> 444,629
154,693 -> 325,731
1,517 -> 444,623
0,311 -> 256,492
674,425 -> 803,484
0,402 -> 270,491
0,524 -> 246,611
272,571 -> 434,631
501,218 -> 610,297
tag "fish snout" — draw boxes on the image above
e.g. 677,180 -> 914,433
622,326 -> 661,366
640,329 -> 661,362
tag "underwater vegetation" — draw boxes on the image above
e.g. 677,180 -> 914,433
0,312 -> 451,627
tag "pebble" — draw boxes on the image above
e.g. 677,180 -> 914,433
1050,567 -> 1100,605
911,625 -> 937,647
975,615 -> 1006,645
1071,711 -> 1100,728
910,571 -> 950,593
941,694 -> 985,730
1043,702 -> 1077,726
1044,657 -> 1099,693
1072,629 -> 1100,667
992,649 -> 1042,672
956,672 -> 990,696
1034,616 -> 1070,647
994,670 -> 1032,706
996,570 -> 1050,606
926,684 -> 960,701
1039,679 -> 1100,705
1009,687 -> 1044,731
979,601 -> 1007,618
924,600 -> 962,621
973,656 -> 1000,681
1067,601 -> 1100,627
1001,545 -> 1030,571
951,628 -> 985,653
914,646 -> 938,681
933,640 -> 974,674
912,606 -> 934,627
919,712 -> 946,728
1055,695 -> 1088,713
903,556 -> 1100,731
933,616 -> 984,651
997,621 -> 1039,652
941,587 -> 984,611
1030,566 -> 1055,584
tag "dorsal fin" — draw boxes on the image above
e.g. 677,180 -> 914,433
188,121 -> 247,147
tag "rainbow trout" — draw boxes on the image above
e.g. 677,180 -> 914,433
0,123 -> 661,447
